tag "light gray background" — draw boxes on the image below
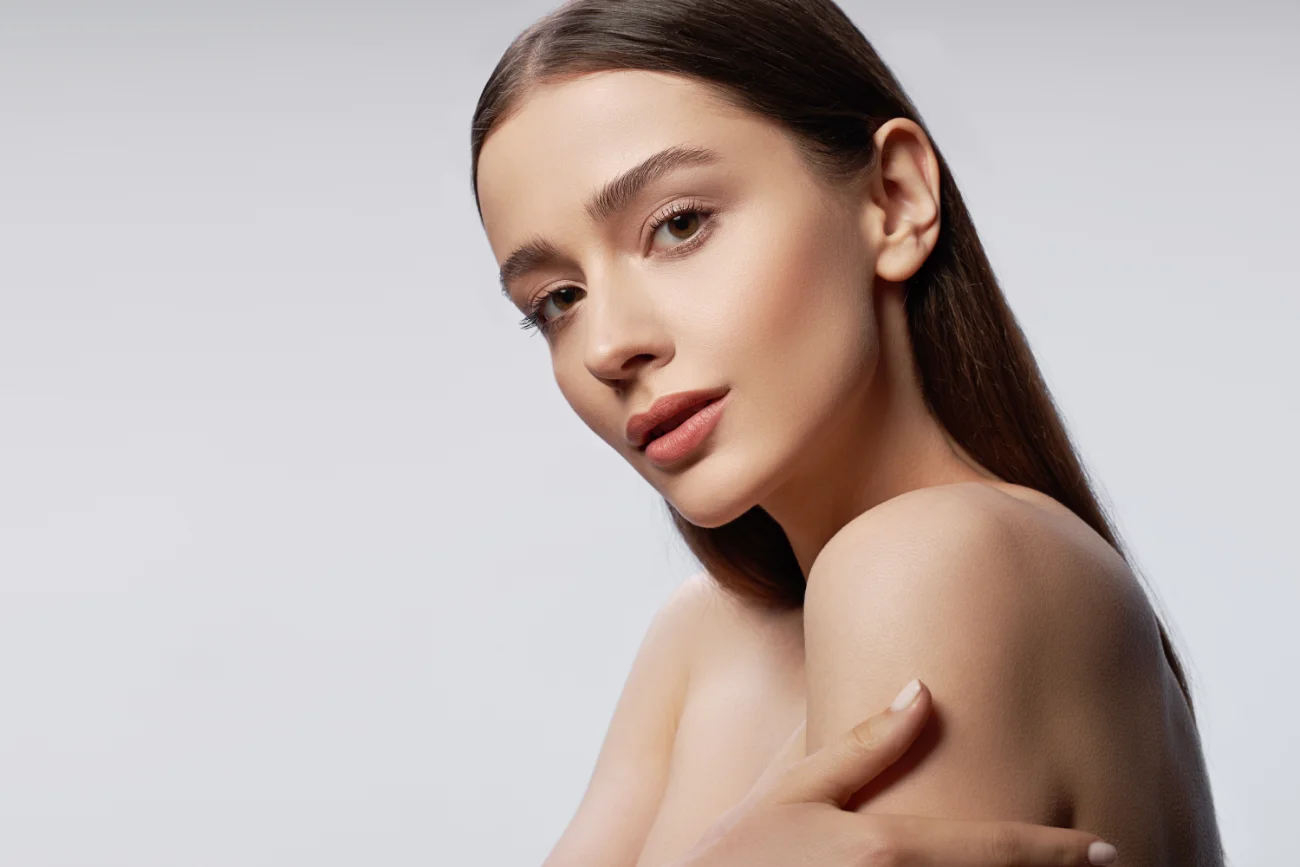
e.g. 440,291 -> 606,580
1,1 -> 1296,864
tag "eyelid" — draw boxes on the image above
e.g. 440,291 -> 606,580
525,199 -> 715,302
642,196 -> 714,251
522,199 -> 719,336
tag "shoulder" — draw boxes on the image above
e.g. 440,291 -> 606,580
634,569 -> 718,689
802,483 -> 1052,719
801,482 -> 1161,818
805,482 -> 1051,646
540,569 -> 729,867
638,569 -> 774,683
811,480 -> 1061,576
582,568 -> 727,757
652,567 -> 720,630
805,481 -> 1149,650
649,567 -> 758,647
658,568 -> 802,671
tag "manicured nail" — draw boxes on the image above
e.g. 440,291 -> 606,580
1087,841 -> 1117,865
890,678 -> 921,711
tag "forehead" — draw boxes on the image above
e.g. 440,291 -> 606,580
476,70 -> 771,261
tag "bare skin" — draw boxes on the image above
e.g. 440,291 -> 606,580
678,674 -> 1120,867
634,483 -> 1220,867
476,69 -> 1222,867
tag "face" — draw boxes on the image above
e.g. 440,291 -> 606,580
476,70 -> 887,528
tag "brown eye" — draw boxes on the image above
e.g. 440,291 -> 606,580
540,285 -> 583,322
665,211 -> 700,240
649,204 -> 714,253
552,286 -> 581,312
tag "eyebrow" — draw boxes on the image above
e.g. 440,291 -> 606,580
498,144 -> 723,299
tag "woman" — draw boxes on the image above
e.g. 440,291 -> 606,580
470,1 -> 1225,865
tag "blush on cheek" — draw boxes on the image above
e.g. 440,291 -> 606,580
737,219 -> 869,357
719,211 -> 878,432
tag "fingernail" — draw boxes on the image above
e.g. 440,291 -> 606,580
1087,841 -> 1117,865
890,678 -> 921,711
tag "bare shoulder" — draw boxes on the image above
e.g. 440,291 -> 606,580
648,568 -> 719,642
636,566 -> 802,694
648,568 -> 761,655
810,480 -> 1156,641
616,569 -> 724,729
802,481 -> 1166,781
538,570 -> 735,867
658,568 -> 803,668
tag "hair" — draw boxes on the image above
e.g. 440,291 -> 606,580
469,0 -> 1197,722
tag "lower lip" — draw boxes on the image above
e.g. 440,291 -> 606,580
643,392 -> 731,468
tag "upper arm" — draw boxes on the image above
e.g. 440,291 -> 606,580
542,571 -> 711,867
801,486 -> 1081,823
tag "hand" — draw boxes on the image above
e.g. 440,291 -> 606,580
676,679 -> 1118,867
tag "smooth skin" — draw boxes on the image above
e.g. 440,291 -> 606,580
679,677 -> 1117,867
478,69 -> 1221,867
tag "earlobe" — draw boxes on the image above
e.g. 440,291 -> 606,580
864,118 -> 941,283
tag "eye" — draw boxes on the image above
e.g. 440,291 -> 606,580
518,284 -> 584,338
539,286 -> 582,321
656,211 -> 700,243
649,201 -> 712,252
517,200 -> 717,339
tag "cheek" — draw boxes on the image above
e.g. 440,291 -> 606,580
553,363 -> 600,435
709,206 -> 877,393
553,361 -> 631,454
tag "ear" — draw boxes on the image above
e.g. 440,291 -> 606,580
860,118 -> 941,283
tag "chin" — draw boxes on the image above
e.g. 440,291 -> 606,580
669,500 -> 748,529
653,450 -> 769,529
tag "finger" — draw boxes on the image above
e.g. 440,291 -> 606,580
772,677 -> 930,807
878,814 -> 1118,867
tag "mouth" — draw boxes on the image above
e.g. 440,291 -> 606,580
641,397 -> 722,448
639,391 -> 731,467
626,386 -> 730,450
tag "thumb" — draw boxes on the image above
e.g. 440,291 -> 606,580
772,678 -> 930,808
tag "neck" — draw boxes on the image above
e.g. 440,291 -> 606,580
756,282 -> 999,578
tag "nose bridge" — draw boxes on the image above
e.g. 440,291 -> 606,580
582,264 -> 665,379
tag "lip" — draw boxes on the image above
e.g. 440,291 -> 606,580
642,391 -> 730,468
626,386 -> 731,450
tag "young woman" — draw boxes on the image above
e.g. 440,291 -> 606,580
469,1 -> 1225,865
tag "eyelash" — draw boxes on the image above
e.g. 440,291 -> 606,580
518,199 -> 717,339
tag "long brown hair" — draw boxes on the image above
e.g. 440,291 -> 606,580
469,0 -> 1196,721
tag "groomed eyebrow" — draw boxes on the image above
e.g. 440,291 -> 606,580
498,144 -> 722,299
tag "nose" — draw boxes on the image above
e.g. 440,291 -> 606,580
581,273 -> 671,386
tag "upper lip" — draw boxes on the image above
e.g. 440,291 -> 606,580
626,387 -> 729,449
